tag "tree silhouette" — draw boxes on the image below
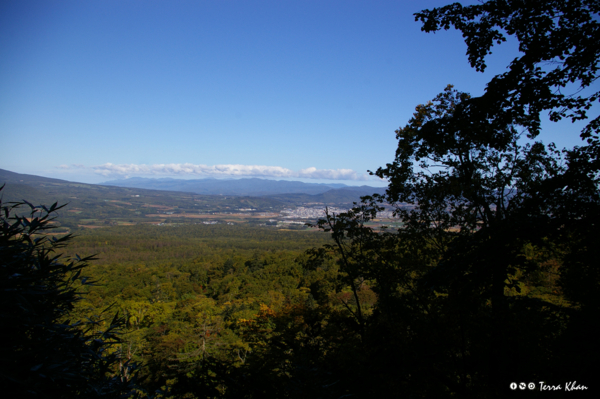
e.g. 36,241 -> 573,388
0,188 -> 139,398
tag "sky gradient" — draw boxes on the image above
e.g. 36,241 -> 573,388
1,0 -> 595,186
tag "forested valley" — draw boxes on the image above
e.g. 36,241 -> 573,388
3,0 -> 600,397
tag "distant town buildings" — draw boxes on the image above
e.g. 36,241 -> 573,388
280,206 -> 395,219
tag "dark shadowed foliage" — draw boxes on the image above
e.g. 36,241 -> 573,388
0,187 -> 140,398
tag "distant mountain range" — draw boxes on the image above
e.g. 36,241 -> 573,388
102,177 -> 385,198
1,169 -> 386,207
0,168 -> 388,230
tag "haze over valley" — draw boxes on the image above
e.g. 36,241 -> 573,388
0,168 -> 393,232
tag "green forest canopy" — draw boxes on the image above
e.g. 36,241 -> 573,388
3,1 -> 599,397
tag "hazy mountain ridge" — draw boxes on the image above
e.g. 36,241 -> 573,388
102,177 -> 360,196
1,169 -> 385,209
0,168 -> 288,229
1,168 -> 387,231
267,186 -> 387,205
0,168 -> 78,186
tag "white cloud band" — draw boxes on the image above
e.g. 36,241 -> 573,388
86,163 -> 368,181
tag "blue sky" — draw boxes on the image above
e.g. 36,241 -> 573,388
0,0 -> 594,186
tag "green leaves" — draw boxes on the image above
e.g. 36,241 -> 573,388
416,0 -> 600,140
0,189 -> 140,398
